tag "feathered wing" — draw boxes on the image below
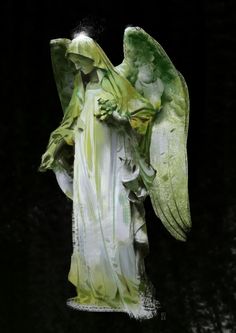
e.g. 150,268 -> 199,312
115,27 -> 191,241
50,38 -> 75,114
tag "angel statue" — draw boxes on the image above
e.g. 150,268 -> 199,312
38,26 -> 191,320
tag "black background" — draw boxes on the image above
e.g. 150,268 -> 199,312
1,0 -> 234,332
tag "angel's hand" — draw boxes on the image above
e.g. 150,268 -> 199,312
38,152 -> 55,172
38,138 -> 65,172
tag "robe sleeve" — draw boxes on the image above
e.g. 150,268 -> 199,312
38,72 -> 83,173
127,98 -> 156,136
119,97 -> 158,201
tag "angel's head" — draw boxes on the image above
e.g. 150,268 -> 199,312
66,32 -> 114,74
67,53 -> 94,74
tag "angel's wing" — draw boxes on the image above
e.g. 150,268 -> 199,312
50,38 -> 75,114
115,27 -> 191,241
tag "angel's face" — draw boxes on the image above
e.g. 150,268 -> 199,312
68,54 -> 94,74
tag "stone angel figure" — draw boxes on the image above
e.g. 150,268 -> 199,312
38,26 -> 191,320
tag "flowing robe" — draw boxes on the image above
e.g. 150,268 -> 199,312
66,76 -> 157,319
39,69 -> 158,319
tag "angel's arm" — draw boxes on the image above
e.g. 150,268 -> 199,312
126,99 -> 157,136
38,72 -> 82,172
95,91 -> 158,137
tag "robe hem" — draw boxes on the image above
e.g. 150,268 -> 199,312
66,298 -> 126,313
66,291 -> 160,320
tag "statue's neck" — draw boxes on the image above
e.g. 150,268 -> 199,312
80,69 -> 104,90
81,69 -> 98,85
89,69 -> 99,82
